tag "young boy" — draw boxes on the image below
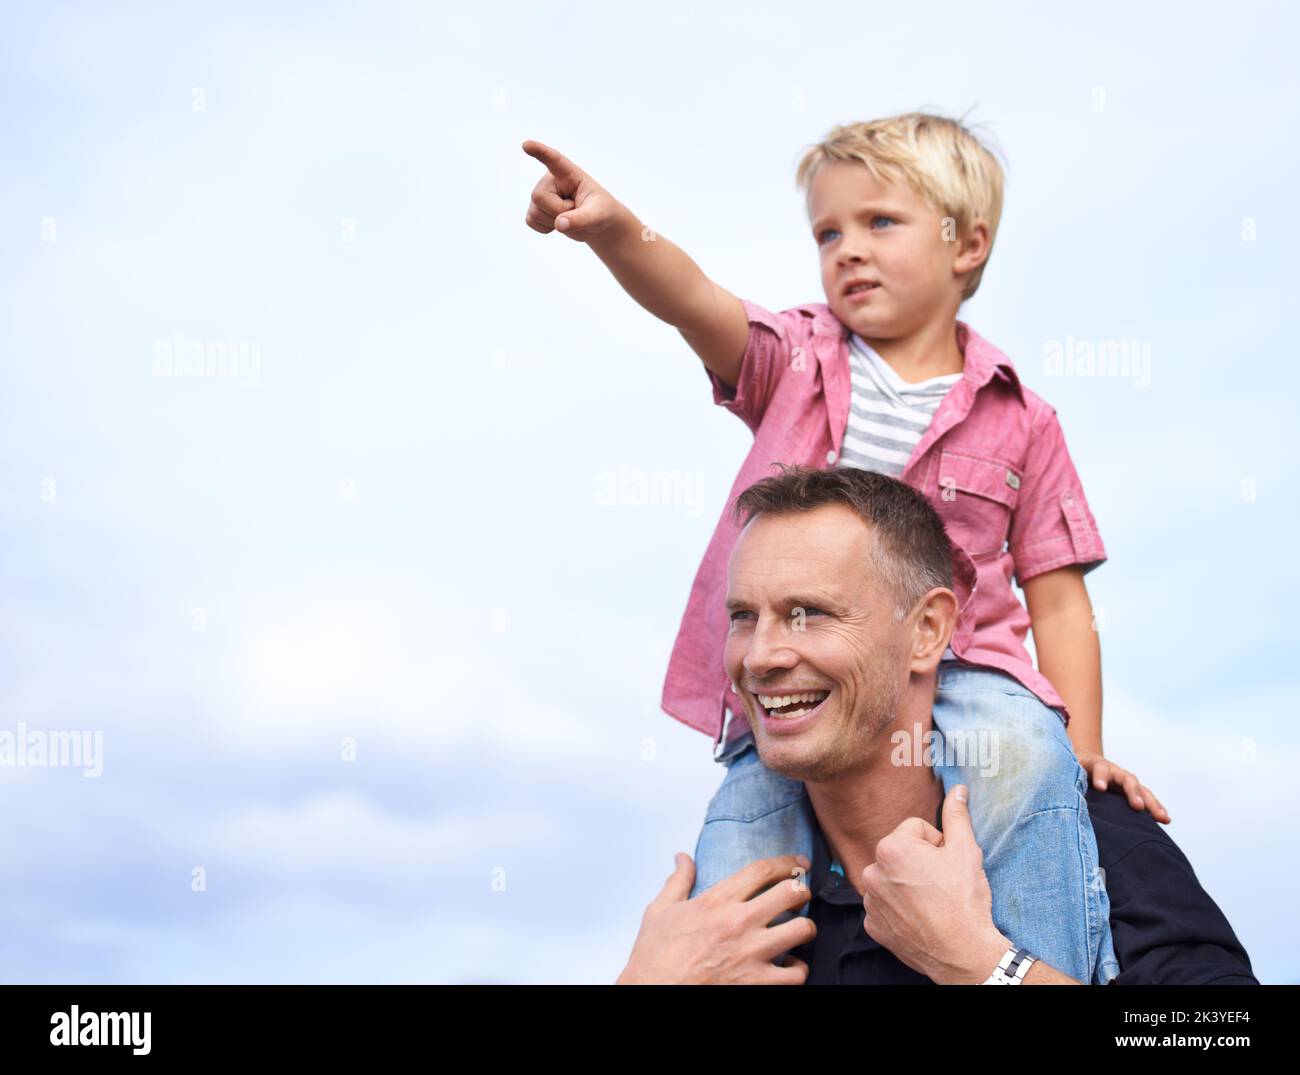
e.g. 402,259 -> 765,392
523,112 -> 1167,985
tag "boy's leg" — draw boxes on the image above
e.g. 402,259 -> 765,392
689,728 -> 816,911
931,662 -> 1121,984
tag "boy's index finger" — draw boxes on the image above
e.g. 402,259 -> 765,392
521,140 -> 583,184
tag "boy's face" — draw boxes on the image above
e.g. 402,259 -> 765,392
807,161 -> 978,338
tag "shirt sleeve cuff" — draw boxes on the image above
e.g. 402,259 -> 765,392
704,298 -> 790,432
1013,489 -> 1108,584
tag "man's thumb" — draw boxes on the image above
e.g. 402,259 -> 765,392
941,784 -> 977,845
656,852 -> 696,904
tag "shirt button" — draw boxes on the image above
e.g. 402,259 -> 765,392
826,449 -> 837,464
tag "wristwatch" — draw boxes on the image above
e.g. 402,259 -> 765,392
982,945 -> 1037,984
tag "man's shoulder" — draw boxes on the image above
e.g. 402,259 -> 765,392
1086,786 -> 1184,868
1088,788 -> 1258,985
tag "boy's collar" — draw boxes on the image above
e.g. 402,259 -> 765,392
955,320 -> 1026,406
813,305 -> 1026,407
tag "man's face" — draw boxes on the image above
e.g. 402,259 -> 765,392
807,161 -> 963,340
724,504 -> 911,783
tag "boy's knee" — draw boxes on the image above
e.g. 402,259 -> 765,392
955,719 -> 1082,822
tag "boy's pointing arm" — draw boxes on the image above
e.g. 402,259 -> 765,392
523,139 -> 749,390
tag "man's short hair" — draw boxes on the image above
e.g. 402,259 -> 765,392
733,464 -> 954,620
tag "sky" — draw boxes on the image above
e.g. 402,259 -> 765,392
1,0 -> 1296,984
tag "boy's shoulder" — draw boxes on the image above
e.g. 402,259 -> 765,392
958,320 -> 1057,420
763,305 -> 1061,423
756,300 -> 843,340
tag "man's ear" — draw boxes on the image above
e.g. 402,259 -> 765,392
908,587 -> 959,674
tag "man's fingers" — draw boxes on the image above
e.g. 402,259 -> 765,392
888,815 -> 944,848
754,912 -> 817,963
1093,761 -> 1111,790
714,855 -> 812,904
764,954 -> 810,985
742,868 -> 815,933
743,868 -> 811,941
522,139 -> 583,186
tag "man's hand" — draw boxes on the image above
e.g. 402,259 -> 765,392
860,785 -> 1011,985
522,140 -> 625,243
1076,751 -> 1171,823
615,853 -> 816,985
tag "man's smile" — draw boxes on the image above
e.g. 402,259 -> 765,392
752,688 -> 834,734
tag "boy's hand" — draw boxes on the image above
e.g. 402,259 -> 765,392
1076,751 -> 1171,824
522,140 -> 624,243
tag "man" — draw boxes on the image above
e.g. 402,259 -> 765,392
616,467 -> 1255,985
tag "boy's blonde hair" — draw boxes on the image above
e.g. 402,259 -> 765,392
795,111 -> 1006,301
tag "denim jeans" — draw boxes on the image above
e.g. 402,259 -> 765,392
689,661 -> 1121,984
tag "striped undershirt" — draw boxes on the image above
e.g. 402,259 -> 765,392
836,333 -> 962,661
836,332 -> 961,478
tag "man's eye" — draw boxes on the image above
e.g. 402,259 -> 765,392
731,608 -> 826,622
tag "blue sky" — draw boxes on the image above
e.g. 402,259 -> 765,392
1,0 -> 1296,983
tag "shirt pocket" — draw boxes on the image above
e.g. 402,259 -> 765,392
934,450 -> 1022,558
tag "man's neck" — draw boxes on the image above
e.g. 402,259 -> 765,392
804,703 -> 944,898
856,312 -> 964,384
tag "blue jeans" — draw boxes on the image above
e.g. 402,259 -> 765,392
689,661 -> 1121,984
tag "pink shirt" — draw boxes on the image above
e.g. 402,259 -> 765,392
660,298 -> 1107,752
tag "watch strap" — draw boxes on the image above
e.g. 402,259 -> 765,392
982,945 -> 1036,985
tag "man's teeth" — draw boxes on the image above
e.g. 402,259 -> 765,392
758,690 -> 830,718
758,691 -> 828,706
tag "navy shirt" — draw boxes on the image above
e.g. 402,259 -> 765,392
789,786 -> 1257,985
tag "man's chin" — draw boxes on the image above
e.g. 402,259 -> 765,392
754,734 -> 831,783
